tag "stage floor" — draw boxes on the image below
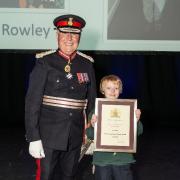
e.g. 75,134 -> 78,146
1,126 -> 180,180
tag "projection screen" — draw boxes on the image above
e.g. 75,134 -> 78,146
0,0 -> 180,51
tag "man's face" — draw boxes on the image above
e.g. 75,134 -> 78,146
57,31 -> 80,55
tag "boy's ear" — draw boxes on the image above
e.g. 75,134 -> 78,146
101,91 -> 104,94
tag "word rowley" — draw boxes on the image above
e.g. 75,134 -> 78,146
2,24 -> 51,39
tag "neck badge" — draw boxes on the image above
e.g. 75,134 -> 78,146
64,64 -> 71,73
64,59 -> 73,79
59,50 -> 75,80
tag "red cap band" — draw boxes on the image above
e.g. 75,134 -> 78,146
56,21 -> 82,28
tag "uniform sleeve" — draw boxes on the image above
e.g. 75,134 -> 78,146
86,127 -> 94,140
137,121 -> 143,136
86,109 -> 95,140
86,63 -> 97,116
25,59 -> 48,142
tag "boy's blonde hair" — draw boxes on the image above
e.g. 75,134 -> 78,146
100,75 -> 123,94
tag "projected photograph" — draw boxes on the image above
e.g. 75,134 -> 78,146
107,0 -> 180,40
0,0 -> 65,9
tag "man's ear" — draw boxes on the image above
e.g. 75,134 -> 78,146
78,33 -> 81,44
56,31 -> 59,39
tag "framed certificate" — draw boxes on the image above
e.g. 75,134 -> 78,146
94,98 -> 137,153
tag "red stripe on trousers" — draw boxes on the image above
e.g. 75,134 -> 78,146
36,159 -> 41,180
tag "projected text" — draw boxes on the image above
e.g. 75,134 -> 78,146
2,24 -> 51,39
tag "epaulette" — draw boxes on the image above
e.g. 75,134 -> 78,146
36,49 -> 56,59
77,51 -> 94,63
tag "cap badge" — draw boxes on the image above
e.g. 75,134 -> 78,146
68,17 -> 73,26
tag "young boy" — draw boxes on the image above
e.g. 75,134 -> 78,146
86,74 -> 143,180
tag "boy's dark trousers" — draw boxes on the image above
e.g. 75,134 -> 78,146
95,164 -> 133,180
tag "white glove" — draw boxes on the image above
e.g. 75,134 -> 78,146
29,140 -> 45,159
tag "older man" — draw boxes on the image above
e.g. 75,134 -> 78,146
25,14 -> 97,180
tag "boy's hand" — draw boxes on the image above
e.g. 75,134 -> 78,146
135,109 -> 141,122
91,114 -> 98,127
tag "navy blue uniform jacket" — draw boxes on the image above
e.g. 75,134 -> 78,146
25,51 -> 97,150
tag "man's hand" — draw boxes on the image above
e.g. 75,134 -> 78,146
29,140 -> 45,159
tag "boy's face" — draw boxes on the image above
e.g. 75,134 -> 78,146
102,81 -> 121,99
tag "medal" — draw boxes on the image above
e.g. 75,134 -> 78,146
64,60 -> 73,79
60,51 -> 75,79
64,64 -> 71,73
66,73 -> 73,79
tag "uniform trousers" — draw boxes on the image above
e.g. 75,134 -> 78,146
95,164 -> 133,180
36,146 -> 81,180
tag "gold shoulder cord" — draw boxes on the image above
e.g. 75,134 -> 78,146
36,50 -> 56,59
77,51 -> 94,63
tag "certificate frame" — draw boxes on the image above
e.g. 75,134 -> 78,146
94,98 -> 137,153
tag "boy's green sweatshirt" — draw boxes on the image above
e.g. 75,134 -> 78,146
86,109 -> 143,166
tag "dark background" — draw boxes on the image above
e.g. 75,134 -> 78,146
0,50 -> 180,180
0,50 -> 180,128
